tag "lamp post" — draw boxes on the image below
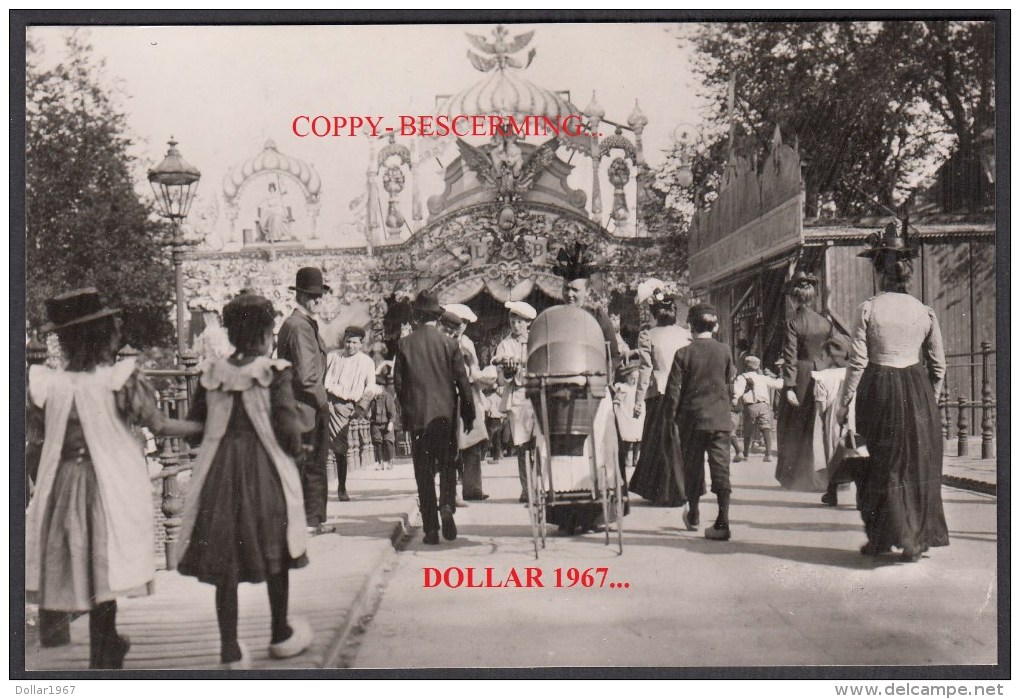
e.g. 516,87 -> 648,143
148,137 -> 201,358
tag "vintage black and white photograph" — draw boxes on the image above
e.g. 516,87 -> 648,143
14,11 -> 1007,680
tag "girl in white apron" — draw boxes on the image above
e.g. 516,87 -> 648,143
26,288 -> 202,669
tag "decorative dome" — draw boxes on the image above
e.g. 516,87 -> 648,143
222,139 -> 321,200
627,99 -> 648,131
437,25 -> 581,130
583,91 -> 605,123
438,69 -> 580,123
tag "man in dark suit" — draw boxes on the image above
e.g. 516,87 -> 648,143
662,303 -> 737,541
276,267 -> 336,535
394,291 -> 476,545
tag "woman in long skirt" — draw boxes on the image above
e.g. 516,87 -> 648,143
837,224 -> 949,562
775,270 -> 833,491
629,295 -> 691,506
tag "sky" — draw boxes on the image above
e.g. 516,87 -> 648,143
29,22 -> 708,246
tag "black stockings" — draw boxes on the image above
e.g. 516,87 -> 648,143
88,601 -> 127,669
215,572 -> 292,663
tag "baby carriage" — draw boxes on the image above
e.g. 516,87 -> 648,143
524,306 -> 624,558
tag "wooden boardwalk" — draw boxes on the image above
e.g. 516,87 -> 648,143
24,466 -> 421,672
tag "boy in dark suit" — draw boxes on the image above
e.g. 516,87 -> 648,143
662,303 -> 737,541
394,291 -> 476,545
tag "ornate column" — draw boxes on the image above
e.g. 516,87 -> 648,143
628,100 -> 649,237
410,140 -> 423,222
584,92 -> 605,222
379,134 -> 411,240
600,128 -> 637,235
366,134 -> 383,247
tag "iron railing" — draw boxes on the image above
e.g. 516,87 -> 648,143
938,340 -> 996,459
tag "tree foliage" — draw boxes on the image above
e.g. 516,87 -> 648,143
682,20 -> 995,215
26,31 -> 174,348
637,163 -> 690,273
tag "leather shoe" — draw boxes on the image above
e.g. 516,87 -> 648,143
440,507 -> 457,541
109,634 -> 131,669
705,523 -> 731,541
307,523 -> 336,536
519,493 -> 529,503
900,546 -> 922,563
423,530 -> 440,545
681,505 -> 699,531
860,542 -> 892,556
222,641 -> 250,670
464,493 -> 490,501
337,492 -> 351,502
821,491 -> 838,507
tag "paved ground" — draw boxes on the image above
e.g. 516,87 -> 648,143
23,439 -> 999,672
352,452 -> 998,669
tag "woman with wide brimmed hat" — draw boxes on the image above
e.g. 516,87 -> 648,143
836,221 -> 948,562
26,288 -> 203,669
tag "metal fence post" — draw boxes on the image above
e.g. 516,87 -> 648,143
981,340 -> 994,459
957,396 -> 969,457
159,386 -> 185,569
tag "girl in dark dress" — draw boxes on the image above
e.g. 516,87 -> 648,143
177,294 -> 312,668
837,224 -> 949,562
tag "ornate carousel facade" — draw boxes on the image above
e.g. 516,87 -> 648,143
181,26 -> 686,361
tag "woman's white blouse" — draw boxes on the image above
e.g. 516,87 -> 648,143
842,292 -> 947,406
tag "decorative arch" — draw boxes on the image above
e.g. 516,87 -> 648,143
221,139 -> 323,242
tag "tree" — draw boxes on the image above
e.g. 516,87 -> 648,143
26,31 -> 174,348
637,163 -> 690,273
913,21 -> 995,211
682,21 -> 994,215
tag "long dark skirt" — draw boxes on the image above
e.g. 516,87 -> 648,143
775,386 -> 827,491
855,363 -> 949,553
178,405 -> 308,586
629,396 -> 685,506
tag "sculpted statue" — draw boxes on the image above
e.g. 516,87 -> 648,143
259,182 -> 293,242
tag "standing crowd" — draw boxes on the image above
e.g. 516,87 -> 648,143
25,223 -> 949,669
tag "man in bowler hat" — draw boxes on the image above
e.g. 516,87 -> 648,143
394,290 -> 476,545
277,267 -> 336,535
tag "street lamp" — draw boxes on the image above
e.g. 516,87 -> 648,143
148,137 -> 201,358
